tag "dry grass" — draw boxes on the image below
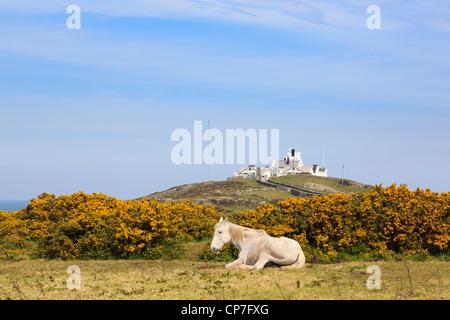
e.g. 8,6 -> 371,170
0,257 -> 448,300
142,179 -> 303,215
272,175 -> 372,194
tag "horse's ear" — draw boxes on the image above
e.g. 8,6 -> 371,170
219,217 -> 223,223
224,217 -> 228,222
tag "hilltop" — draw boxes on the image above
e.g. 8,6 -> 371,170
139,175 -> 372,215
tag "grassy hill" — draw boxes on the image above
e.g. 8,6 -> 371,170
271,175 -> 372,194
140,175 -> 372,215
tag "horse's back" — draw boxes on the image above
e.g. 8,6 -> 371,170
264,235 -> 301,256
277,236 -> 301,248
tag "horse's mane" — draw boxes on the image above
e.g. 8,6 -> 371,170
227,222 -> 267,243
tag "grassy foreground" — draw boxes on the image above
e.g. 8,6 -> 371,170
0,253 -> 448,300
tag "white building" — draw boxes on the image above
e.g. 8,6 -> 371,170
234,165 -> 273,180
233,147 -> 327,180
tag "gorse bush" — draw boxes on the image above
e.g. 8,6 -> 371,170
0,192 -> 221,260
234,184 -> 450,262
0,184 -> 448,261
0,209 -> 27,257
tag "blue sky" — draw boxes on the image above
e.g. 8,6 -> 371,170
0,0 -> 449,200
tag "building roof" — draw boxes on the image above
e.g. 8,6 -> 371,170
272,160 -> 302,168
281,166 -> 313,174
239,166 -> 257,174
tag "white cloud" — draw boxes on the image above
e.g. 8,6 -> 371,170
1,0 -> 449,110
1,1 -> 448,37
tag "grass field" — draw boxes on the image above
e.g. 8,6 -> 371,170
0,243 -> 448,300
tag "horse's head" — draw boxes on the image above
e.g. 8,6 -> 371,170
210,217 -> 230,254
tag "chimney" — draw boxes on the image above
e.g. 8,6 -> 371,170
313,164 -> 319,173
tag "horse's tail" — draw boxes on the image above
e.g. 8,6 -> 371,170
278,250 -> 305,270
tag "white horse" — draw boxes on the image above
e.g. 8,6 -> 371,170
210,217 -> 305,270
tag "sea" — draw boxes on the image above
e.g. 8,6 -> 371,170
0,200 -> 29,212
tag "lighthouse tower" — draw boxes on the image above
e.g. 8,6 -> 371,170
287,148 -> 303,167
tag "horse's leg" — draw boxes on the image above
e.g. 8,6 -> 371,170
225,257 -> 244,269
225,249 -> 251,269
243,251 -> 305,270
239,254 -> 271,270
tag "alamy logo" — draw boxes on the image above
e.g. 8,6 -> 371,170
66,265 -> 81,290
66,5 -> 81,30
366,265 -> 382,289
171,121 -> 279,165
366,5 -> 381,30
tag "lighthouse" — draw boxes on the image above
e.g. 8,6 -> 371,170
287,148 -> 303,167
